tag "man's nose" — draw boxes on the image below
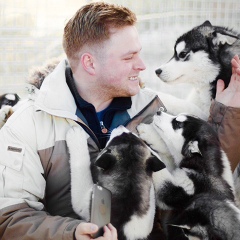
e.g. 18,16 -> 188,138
135,57 -> 146,71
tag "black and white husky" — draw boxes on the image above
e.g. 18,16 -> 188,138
0,93 -> 20,128
66,125 -> 165,240
0,58 -> 60,129
146,111 -> 240,240
138,20 -> 240,175
0,93 -> 20,109
156,20 -> 240,119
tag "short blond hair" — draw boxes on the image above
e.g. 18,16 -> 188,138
63,2 -> 137,62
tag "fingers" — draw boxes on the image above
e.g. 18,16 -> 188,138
237,67 -> 240,76
107,223 -> 118,239
97,224 -> 118,240
75,222 -> 99,240
232,55 -> 240,72
234,54 -> 240,63
231,56 -> 240,84
234,55 -> 240,76
216,79 -> 225,95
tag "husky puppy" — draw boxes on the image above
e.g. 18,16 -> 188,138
149,111 -> 240,240
155,20 -> 240,119
0,58 -> 62,129
0,93 -> 20,109
0,93 -> 20,128
67,125 -> 165,240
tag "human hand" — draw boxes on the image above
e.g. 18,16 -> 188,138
215,55 -> 240,108
75,222 -> 117,240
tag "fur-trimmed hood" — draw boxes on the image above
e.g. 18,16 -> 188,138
27,57 -> 62,93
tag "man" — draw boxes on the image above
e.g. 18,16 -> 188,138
0,2 -> 161,240
209,55 -> 240,172
0,2 -> 240,240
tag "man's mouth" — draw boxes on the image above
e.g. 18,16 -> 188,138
129,76 -> 138,81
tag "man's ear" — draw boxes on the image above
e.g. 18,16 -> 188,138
80,53 -> 95,75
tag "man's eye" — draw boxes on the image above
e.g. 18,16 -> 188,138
124,55 -> 134,60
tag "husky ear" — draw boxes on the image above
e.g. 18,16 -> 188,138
182,140 -> 202,158
147,155 -> 166,172
212,32 -> 238,46
95,151 -> 116,170
168,224 -> 192,239
169,224 -> 191,230
201,20 -> 212,27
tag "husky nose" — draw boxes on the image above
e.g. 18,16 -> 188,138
155,68 -> 162,77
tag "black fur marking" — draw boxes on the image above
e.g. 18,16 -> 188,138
0,93 -> 20,108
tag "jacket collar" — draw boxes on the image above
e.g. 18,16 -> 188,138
33,59 -> 158,121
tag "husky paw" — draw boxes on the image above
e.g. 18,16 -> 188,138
137,123 -> 163,151
153,168 -> 173,189
173,168 -> 194,195
138,123 -> 176,171
137,123 -> 153,139
153,169 -> 174,210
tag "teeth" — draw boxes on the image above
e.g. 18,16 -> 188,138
129,76 -> 138,81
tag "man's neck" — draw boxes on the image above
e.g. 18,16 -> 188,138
75,85 -> 113,112
73,77 -> 113,112
93,98 -> 113,112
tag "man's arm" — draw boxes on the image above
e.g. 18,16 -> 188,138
0,203 -> 82,240
209,55 -> 240,171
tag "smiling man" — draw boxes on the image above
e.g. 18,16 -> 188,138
0,2 -> 165,240
1,2 -> 240,240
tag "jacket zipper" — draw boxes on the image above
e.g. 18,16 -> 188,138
77,95 -> 161,150
77,121 -> 101,150
100,121 -> 108,134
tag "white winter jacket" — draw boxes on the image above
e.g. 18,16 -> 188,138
0,59 -> 164,240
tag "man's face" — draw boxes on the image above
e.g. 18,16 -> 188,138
94,25 -> 146,98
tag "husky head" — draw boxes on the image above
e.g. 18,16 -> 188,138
93,126 -> 165,195
152,111 -> 223,169
156,20 -> 240,98
167,195 -> 240,240
92,126 -> 165,240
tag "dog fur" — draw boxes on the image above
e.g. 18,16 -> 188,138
142,111 -> 240,239
0,93 -> 20,109
0,58 -> 62,129
0,93 -> 20,128
67,125 -> 165,240
155,20 -> 240,119
138,20 -> 240,179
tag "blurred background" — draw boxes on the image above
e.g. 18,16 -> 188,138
0,0 -> 240,97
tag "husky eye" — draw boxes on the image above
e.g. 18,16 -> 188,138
172,119 -> 184,130
178,51 -> 188,59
